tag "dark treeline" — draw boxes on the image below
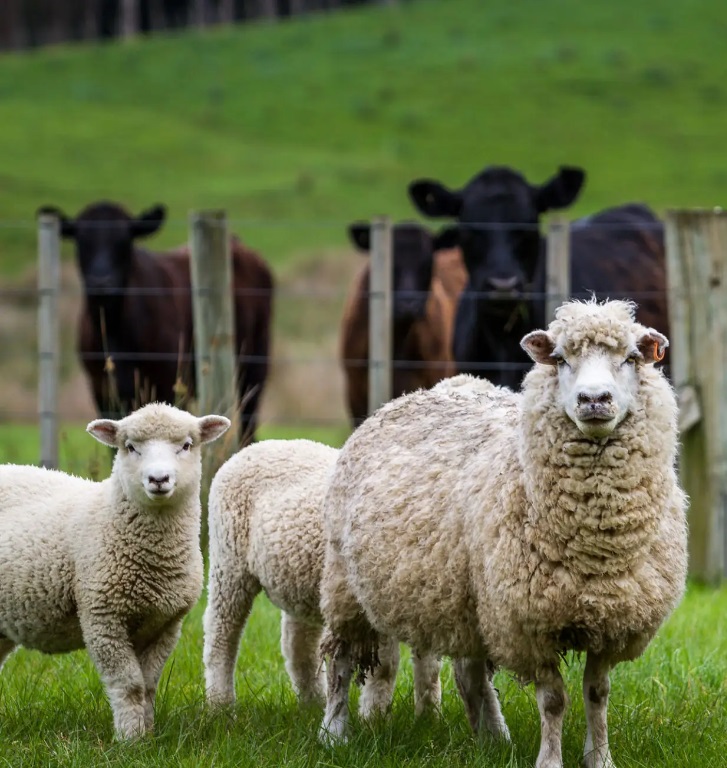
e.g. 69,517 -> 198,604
0,0 -> 399,51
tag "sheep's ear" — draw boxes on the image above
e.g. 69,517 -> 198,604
521,330 -> 557,364
87,419 -> 120,446
198,415 -> 231,444
637,328 -> 669,363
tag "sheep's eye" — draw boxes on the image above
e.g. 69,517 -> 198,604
125,442 -> 137,455
624,354 -> 639,366
551,354 -> 567,367
181,440 -> 192,452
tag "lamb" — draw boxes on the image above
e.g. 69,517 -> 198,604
203,438 -> 441,716
319,299 -> 688,768
0,403 -> 230,739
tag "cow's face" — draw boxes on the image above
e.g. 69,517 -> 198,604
408,166 -> 585,300
38,202 -> 166,296
349,222 -> 453,324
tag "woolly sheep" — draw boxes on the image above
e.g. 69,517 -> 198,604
0,403 -> 230,739
203,438 -> 441,716
319,299 -> 688,768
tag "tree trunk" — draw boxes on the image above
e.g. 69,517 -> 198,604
121,0 -> 139,38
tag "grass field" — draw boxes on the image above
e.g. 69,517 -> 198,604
0,585 -> 724,767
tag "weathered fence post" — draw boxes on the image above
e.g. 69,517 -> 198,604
368,215 -> 393,415
189,210 -> 239,433
37,212 -> 61,469
545,216 -> 571,321
665,208 -> 727,583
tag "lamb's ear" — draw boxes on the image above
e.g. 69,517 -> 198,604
198,415 -> 231,444
348,222 -> 371,252
637,328 -> 669,363
408,179 -> 463,218
131,204 -> 166,239
521,330 -> 558,364
87,419 -> 120,447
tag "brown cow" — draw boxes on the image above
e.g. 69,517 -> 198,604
340,221 -> 463,427
38,201 -> 273,443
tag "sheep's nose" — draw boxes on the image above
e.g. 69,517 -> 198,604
577,391 -> 613,406
148,473 -> 170,485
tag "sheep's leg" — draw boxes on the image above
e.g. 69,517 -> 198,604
534,667 -> 568,768
412,652 -> 442,715
583,652 -> 616,768
138,618 -> 183,731
358,635 -> 399,719
319,637 -> 353,744
83,618 -> 147,739
280,612 -> 325,705
454,657 -> 510,739
0,638 -> 16,671
203,569 -> 260,706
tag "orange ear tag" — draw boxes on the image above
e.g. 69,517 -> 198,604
653,341 -> 665,362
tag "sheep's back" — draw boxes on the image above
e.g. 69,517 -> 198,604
210,440 -> 338,622
325,387 -> 518,657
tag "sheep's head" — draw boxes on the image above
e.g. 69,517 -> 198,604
521,299 -> 668,439
87,403 -> 230,506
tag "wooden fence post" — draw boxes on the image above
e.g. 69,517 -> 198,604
368,215 -> 393,415
665,208 -> 727,583
37,212 -> 61,469
545,216 -> 571,321
189,210 -> 239,441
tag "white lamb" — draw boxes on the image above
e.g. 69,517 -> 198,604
0,402 -> 230,739
203,438 -> 441,716
319,299 -> 688,768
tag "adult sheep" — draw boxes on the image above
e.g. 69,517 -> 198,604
408,165 -> 667,389
37,201 -> 273,442
0,403 -> 230,739
319,299 -> 687,768
203,439 -> 441,715
341,221 -> 464,426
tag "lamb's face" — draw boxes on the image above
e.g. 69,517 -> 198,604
521,303 -> 669,440
86,403 -> 231,508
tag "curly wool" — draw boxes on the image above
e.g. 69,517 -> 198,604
321,301 -> 688,683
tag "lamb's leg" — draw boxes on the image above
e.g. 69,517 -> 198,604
412,652 -> 442,715
83,618 -> 147,740
280,612 -> 325,706
138,618 -> 183,731
0,638 -> 16,671
583,652 -> 616,768
534,667 -> 568,768
319,636 -> 353,744
203,568 -> 260,706
358,635 -> 399,719
454,657 -> 510,739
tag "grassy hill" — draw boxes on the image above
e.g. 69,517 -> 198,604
0,0 -> 726,275
0,0 -> 725,428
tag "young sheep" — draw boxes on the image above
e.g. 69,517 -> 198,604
319,299 -> 688,768
203,439 -> 441,716
0,403 -> 230,739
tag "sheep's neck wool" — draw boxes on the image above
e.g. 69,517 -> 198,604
519,365 -> 680,577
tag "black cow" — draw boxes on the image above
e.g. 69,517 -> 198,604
408,165 -> 667,389
38,201 -> 273,443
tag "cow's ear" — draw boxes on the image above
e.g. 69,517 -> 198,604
131,204 -> 166,239
37,206 -> 76,239
408,180 -> 463,218
348,222 -> 371,252
432,226 -> 460,251
533,166 -> 586,213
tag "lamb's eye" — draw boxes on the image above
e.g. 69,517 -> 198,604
125,442 -> 137,455
181,440 -> 192,452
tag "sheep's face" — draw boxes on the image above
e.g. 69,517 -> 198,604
522,315 -> 668,439
87,403 -> 230,508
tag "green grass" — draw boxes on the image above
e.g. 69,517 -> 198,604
0,585 -> 724,767
0,0 -> 726,279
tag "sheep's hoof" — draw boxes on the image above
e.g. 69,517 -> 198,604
318,722 -> 348,746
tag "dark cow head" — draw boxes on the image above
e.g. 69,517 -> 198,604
408,165 -> 586,298
37,201 -> 166,296
348,221 -> 456,324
